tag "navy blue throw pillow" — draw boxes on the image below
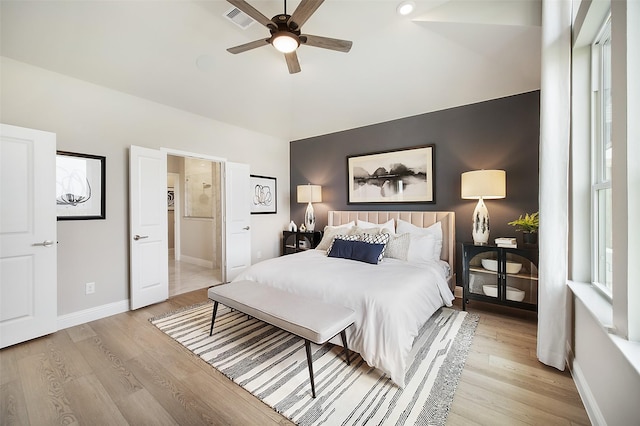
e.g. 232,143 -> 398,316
328,239 -> 385,265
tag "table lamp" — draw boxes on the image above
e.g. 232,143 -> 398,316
297,184 -> 322,232
461,170 -> 506,245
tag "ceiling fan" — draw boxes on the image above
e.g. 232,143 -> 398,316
226,0 -> 353,74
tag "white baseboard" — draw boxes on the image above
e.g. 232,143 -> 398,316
180,254 -> 213,269
570,359 -> 607,426
57,299 -> 130,330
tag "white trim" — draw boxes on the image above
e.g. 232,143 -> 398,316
570,359 -> 608,426
568,280 -> 640,375
568,280 -> 613,329
161,147 -> 226,163
179,254 -> 213,269
57,299 -> 130,330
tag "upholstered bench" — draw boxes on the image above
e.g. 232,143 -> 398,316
207,280 -> 356,398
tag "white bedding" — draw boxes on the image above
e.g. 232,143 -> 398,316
234,249 -> 455,388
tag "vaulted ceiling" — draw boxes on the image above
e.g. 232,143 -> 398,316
1,0 -> 541,141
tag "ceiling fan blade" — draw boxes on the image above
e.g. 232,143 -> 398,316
300,34 -> 352,53
288,0 -> 325,30
284,52 -> 301,74
227,0 -> 275,29
227,38 -> 270,54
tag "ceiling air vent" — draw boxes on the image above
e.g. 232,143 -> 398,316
223,7 -> 256,30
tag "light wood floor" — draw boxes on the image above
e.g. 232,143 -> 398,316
0,291 -> 590,425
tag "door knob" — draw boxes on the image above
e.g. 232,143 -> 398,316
133,235 -> 149,241
32,240 -> 54,247
243,226 -> 250,230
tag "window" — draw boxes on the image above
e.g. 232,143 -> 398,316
591,17 -> 612,297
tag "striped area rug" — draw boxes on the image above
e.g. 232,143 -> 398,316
150,302 -> 478,426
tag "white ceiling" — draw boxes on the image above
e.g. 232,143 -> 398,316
0,0 -> 542,141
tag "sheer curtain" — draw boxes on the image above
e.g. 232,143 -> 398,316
537,0 -> 572,370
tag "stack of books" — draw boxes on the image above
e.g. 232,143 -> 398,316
495,237 -> 517,248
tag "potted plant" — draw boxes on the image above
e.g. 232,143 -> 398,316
508,212 -> 539,245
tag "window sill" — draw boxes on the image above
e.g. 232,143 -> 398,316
567,280 -> 613,329
567,280 -> 640,376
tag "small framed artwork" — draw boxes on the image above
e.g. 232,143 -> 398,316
167,188 -> 175,211
56,151 -> 106,220
347,145 -> 435,204
250,175 -> 277,214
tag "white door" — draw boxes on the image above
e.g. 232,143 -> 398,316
223,162 -> 251,282
129,145 -> 168,309
0,124 -> 57,348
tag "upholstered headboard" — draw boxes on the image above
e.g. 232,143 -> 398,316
328,211 -> 456,289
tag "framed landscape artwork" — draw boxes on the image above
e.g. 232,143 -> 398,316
347,145 -> 435,204
250,175 -> 277,214
56,151 -> 106,220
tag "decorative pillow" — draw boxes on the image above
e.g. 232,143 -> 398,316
325,234 -> 359,255
315,222 -> 355,251
328,239 -> 386,265
357,219 -> 396,235
360,232 -> 390,262
396,219 -> 443,262
384,232 -> 411,260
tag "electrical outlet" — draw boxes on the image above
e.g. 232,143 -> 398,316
85,282 -> 95,295
256,250 -> 262,259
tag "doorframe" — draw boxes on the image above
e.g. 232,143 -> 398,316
161,148 -> 227,282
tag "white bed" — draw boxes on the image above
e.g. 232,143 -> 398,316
234,211 -> 456,388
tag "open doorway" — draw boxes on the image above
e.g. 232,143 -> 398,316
167,154 -> 223,296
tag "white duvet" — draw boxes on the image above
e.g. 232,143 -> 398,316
234,249 -> 455,388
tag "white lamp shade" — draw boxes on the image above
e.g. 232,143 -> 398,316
297,184 -> 322,203
461,170 -> 506,200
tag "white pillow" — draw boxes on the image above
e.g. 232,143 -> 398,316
315,222 -> 355,251
406,234 -> 438,264
357,218 -> 396,235
349,225 -> 378,236
396,219 -> 443,262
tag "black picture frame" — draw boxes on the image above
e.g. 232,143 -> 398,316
167,188 -> 175,211
56,151 -> 106,220
347,145 -> 435,204
250,175 -> 277,214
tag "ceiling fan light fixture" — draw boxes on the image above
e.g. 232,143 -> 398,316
396,1 -> 415,16
272,32 -> 299,53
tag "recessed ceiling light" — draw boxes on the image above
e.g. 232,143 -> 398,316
396,1 -> 415,16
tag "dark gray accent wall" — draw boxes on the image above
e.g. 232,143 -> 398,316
290,91 -> 540,283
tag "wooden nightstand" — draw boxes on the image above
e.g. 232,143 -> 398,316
282,231 -> 323,255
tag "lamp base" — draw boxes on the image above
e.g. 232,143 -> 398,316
472,197 -> 490,245
304,202 -> 315,232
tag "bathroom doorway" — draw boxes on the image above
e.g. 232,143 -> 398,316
167,154 -> 223,296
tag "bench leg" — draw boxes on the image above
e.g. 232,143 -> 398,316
209,301 -> 219,336
304,340 -> 316,398
340,330 -> 351,366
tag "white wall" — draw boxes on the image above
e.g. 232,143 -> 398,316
573,298 -> 640,425
1,57 -> 290,317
